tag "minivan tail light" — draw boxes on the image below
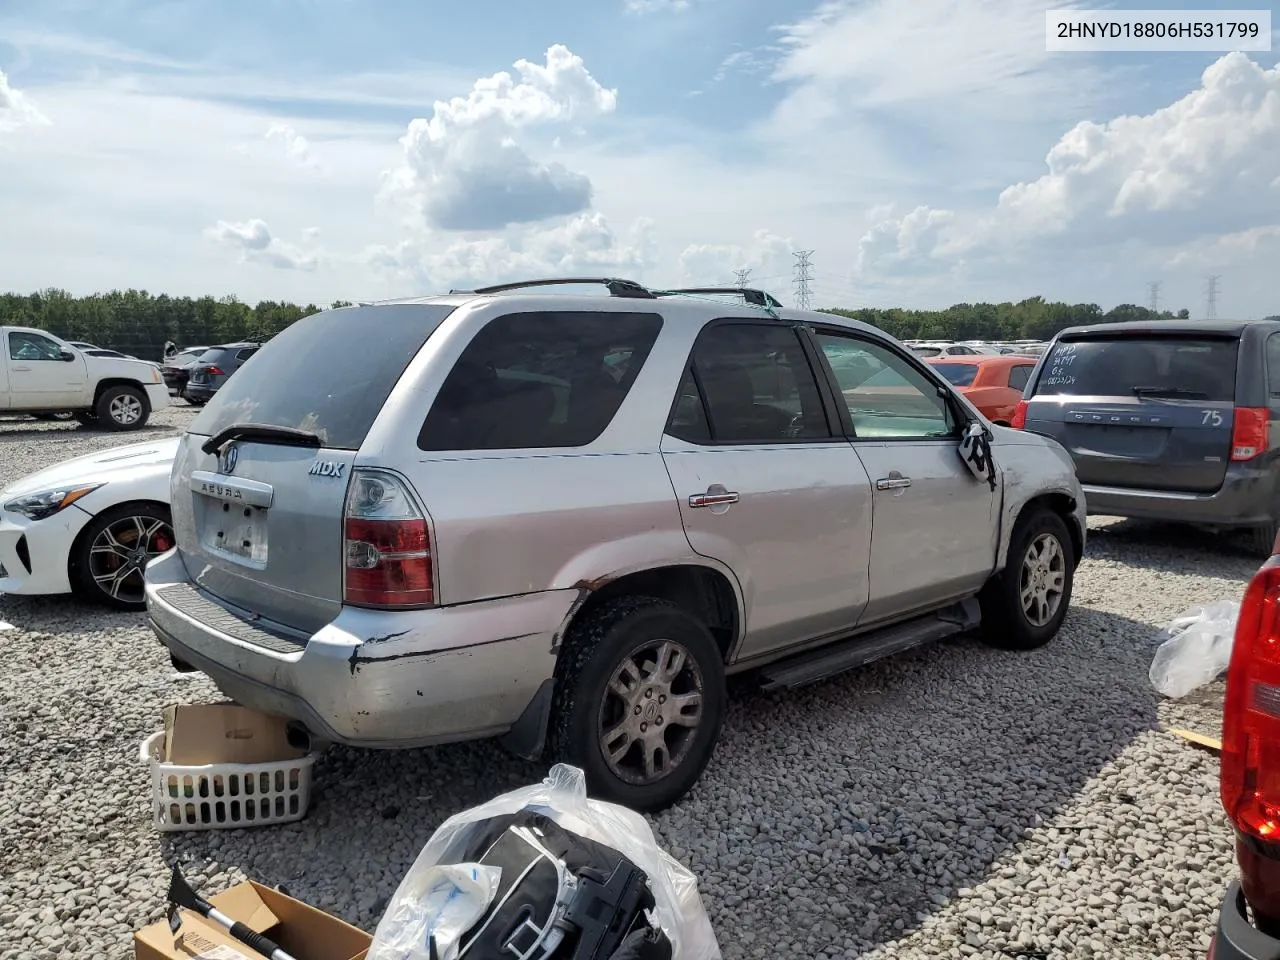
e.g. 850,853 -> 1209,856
342,469 -> 435,608
1231,407 -> 1269,461
1010,400 -> 1029,430
1222,552 -> 1280,840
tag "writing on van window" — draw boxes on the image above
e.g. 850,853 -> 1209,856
1043,374 -> 1078,387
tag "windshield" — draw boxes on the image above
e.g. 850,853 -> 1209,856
1036,336 -> 1238,401
931,363 -> 979,387
190,304 -> 456,450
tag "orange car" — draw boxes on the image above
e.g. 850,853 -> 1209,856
927,355 -> 1037,426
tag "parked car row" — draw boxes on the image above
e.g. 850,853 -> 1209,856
905,339 -> 1049,359
162,340 -> 264,405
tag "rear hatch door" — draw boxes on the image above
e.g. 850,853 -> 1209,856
170,304 -> 455,634
1023,333 -> 1240,493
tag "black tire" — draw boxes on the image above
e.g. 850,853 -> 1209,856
73,411 -> 97,427
70,502 -> 174,611
979,507 -> 1075,651
547,596 -> 726,812
95,385 -> 149,431
1247,520 -> 1280,557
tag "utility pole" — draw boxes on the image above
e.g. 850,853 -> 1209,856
1205,275 -> 1221,320
733,268 -> 751,289
1147,281 -> 1161,313
792,250 -> 814,310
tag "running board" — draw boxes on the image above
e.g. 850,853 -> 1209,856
758,597 -> 981,692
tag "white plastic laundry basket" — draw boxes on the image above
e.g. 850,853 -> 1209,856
139,730 -> 317,831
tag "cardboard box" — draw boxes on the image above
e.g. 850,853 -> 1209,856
163,703 -> 307,765
135,880 -> 370,960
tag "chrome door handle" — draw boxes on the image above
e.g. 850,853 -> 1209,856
876,477 -> 912,490
689,491 -> 740,508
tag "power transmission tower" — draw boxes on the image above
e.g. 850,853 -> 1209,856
1205,275 -> 1221,320
792,250 -> 814,310
733,268 -> 751,288
1147,281 -> 1161,313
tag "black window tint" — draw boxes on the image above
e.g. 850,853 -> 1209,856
1007,364 -> 1032,392
1037,337 -> 1238,401
192,304 -> 456,450
665,365 -> 711,444
933,363 -> 979,387
1267,334 -> 1280,398
235,348 -> 258,362
691,323 -> 829,443
8,332 -> 63,361
418,311 -> 663,451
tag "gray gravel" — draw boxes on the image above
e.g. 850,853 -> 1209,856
0,407 -> 1257,959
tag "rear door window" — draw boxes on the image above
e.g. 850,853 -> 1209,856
1007,364 -> 1032,392
933,363 -> 979,387
418,310 -> 663,451
1267,333 -> 1280,400
1035,337 -> 1239,401
191,304 -> 456,449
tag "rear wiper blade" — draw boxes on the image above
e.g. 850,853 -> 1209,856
201,423 -> 323,455
1131,386 -> 1209,400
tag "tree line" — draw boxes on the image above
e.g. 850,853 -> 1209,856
0,288 -> 1272,361
0,289 -> 354,362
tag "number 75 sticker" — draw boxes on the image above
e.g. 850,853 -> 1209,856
1202,409 -> 1224,426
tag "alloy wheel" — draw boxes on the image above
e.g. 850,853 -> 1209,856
88,514 -> 174,605
1020,532 -> 1066,627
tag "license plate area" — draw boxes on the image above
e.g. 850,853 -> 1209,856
190,472 -> 274,568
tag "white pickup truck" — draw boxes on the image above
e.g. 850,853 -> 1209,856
1,326 -> 170,430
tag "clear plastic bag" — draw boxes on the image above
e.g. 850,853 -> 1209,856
1149,600 -> 1240,698
368,764 -> 721,960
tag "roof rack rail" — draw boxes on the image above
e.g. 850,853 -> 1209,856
654,286 -> 784,309
452,277 -> 656,299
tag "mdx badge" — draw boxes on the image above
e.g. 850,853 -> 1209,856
309,460 -> 346,478
218,442 -> 239,475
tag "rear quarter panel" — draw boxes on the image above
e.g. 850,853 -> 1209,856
357,299 -> 747,610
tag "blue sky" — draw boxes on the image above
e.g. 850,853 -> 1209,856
0,0 -> 1278,316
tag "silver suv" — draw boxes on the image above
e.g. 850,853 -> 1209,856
145,279 -> 1086,811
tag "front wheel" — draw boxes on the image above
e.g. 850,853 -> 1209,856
979,507 -> 1075,650
547,597 -> 726,812
70,502 -> 174,610
96,385 -> 149,430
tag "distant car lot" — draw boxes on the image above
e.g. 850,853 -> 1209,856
0,403 -> 1250,959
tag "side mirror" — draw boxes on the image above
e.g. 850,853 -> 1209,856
59,349 -> 76,362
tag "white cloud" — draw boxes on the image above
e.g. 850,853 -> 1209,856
0,69 -> 49,133
204,219 -> 323,271
624,0 -> 689,13
857,205 -> 955,275
385,44 -> 617,231
363,211 -> 656,291
265,122 -> 321,172
677,229 -> 795,290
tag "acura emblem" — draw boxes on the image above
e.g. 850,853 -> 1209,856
218,442 -> 239,475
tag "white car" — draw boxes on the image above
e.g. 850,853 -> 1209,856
0,437 -> 178,610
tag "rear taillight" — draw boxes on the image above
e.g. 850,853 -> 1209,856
1010,400 -> 1029,429
1231,407 -> 1269,461
1222,553 -> 1280,839
205,365 -> 225,377
342,469 -> 435,608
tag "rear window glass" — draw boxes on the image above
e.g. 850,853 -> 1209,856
932,363 -> 978,387
191,304 -> 456,450
1035,337 -> 1239,402
911,346 -> 941,358
418,310 -> 663,451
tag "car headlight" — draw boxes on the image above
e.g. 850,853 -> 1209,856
3,483 -> 104,521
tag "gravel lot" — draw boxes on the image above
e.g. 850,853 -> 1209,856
0,405 -> 1254,959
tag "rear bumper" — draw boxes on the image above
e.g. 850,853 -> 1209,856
1084,465 -> 1277,527
183,383 -> 217,401
1214,881 -> 1280,960
143,548 -> 574,748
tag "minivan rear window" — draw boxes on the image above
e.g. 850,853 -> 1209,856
190,304 -> 456,450
932,363 -> 978,387
1035,336 -> 1239,402
418,310 -> 663,451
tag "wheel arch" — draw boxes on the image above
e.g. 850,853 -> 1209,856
92,377 -> 151,407
66,497 -> 173,583
1002,491 -> 1083,572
